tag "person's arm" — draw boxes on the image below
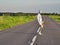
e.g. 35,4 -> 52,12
37,14 -> 40,25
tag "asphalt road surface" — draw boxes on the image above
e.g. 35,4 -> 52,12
0,19 -> 39,45
0,16 -> 60,45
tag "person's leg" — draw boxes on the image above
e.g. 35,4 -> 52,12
39,27 -> 42,35
41,21 -> 44,28
39,21 -> 44,35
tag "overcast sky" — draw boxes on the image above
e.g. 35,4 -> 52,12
0,0 -> 60,13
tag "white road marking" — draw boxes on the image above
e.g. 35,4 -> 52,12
30,27 -> 42,45
30,35 -> 37,45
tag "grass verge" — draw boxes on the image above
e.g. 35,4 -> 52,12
0,15 -> 36,31
49,15 -> 60,22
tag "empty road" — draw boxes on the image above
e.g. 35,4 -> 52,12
0,16 -> 60,45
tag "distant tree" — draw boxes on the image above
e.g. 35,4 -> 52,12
0,13 -> 3,16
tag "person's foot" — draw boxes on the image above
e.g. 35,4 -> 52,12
38,32 -> 42,35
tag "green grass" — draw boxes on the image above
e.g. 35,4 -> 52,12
49,15 -> 60,22
0,15 -> 36,31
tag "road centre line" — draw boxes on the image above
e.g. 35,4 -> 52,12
30,27 -> 41,45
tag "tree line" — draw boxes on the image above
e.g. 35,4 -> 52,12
0,12 -> 60,16
0,12 -> 37,16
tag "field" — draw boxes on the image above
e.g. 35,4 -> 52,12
49,15 -> 60,22
0,15 -> 36,31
